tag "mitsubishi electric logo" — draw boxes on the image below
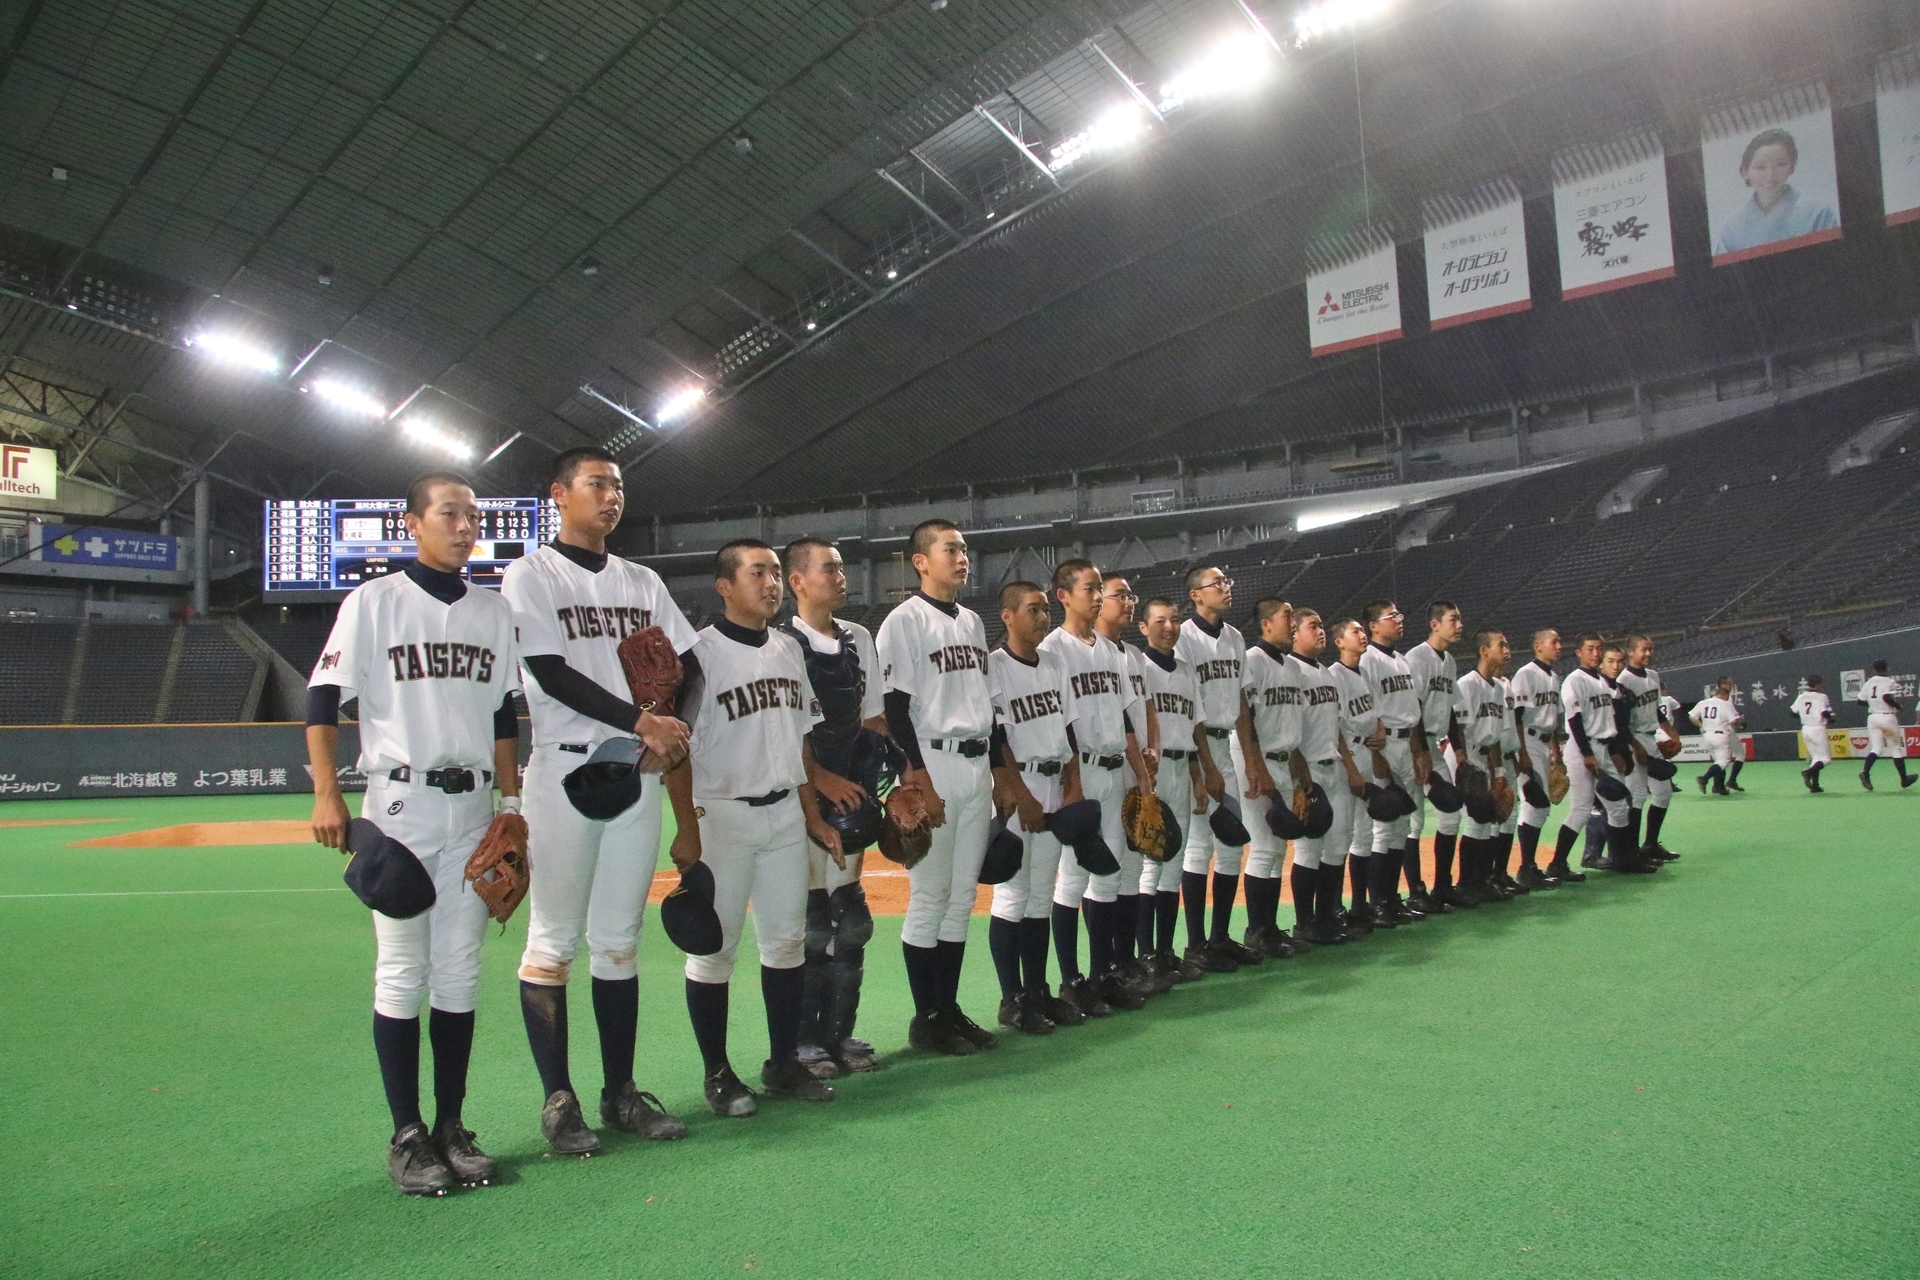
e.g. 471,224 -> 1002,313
1317,291 -> 1340,315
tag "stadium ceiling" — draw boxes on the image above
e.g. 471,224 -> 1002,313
0,0 -> 1916,520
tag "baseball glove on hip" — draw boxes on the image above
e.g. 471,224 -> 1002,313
878,786 -> 933,869
1122,786 -> 1170,860
1546,760 -> 1570,805
465,812 -> 530,928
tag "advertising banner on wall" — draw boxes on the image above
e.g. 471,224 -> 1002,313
32,522 -> 180,571
1878,50 -> 1920,227
1552,135 -> 1676,299
1424,182 -> 1531,330
1702,84 -> 1843,265
0,442 -> 58,502
1663,627 -> 1920,734
1305,229 -> 1402,357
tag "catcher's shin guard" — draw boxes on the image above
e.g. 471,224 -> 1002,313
828,953 -> 864,1045
799,889 -> 832,1049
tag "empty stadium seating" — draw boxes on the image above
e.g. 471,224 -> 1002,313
166,625 -> 259,722
0,619 -> 266,726
1,620 -> 79,725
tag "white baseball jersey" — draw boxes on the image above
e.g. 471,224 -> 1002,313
786,613 -> 885,721
1691,694 -> 1738,734
1509,659 -> 1563,740
1790,689 -> 1833,728
1242,640 -> 1303,756
876,593 -> 992,739
1659,693 -> 1681,728
1291,654 -> 1344,762
1039,627 -> 1144,755
1561,667 -> 1618,754
1138,646 -> 1203,751
1497,676 -> 1522,755
1111,636 -> 1151,706
989,647 -> 1074,765
1859,675 -> 1903,716
686,622 -> 821,799
1616,666 -> 1663,737
503,546 -> 696,748
310,569 -> 519,774
1332,660 -> 1377,744
1359,643 -> 1421,731
1406,641 -> 1459,739
1176,614 -> 1247,733
1455,669 -> 1509,760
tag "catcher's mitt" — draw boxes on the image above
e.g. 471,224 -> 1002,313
617,625 -> 683,716
1546,760 -> 1570,805
1122,786 -> 1171,860
1489,775 -> 1515,822
465,812 -> 530,928
878,786 -> 933,869
1657,734 -> 1682,759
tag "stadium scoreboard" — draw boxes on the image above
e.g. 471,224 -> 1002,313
263,497 -> 558,595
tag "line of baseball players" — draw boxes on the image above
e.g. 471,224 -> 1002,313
307,453 -> 1727,1198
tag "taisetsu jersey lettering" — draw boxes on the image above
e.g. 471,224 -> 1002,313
1152,689 -> 1197,719
1006,688 -> 1065,724
554,603 -> 653,641
1069,669 -> 1126,698
1195,658 -> 1241,684
716,676 -> 805,722
385,641 -> 497,683
928,643 -> 988,674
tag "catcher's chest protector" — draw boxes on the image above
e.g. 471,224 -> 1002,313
785,621 -> 865,770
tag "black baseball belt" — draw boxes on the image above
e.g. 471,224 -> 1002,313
1161,748 -> 1191,761
738,789 -> 791,807
1081,751 -> 1124,770
387,766 -> 490,793
930,737 -> 990,758
1204,727 -> 1233,740
1389,726 -> 1413,739
1264,749 -> 1291,763
1019,759 -> 1065,776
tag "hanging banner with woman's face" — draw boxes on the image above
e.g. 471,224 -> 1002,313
1552,138 -> 1676,300
1702,87 -> 1843,265
1879,52 -> 1920,227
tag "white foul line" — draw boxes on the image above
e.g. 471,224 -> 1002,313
0,887 -> 349,899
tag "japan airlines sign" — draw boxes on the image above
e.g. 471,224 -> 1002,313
0,443 -> 57,501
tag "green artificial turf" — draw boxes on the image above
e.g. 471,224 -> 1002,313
2,765 -> 1916,1279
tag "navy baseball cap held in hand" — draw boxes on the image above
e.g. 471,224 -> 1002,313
343,818 -> 436,919
1046,799 -> 1120,875
563,737 -> 644,821
1208,798 -> 1252,849
661,860 -> 724,956
979,816 -> 1024,884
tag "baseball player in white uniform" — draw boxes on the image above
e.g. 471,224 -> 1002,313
1238,598 -> 1305,959
987,581 -> 1085,1033
674,539 -> 838,1116
1135,597 -> 1216,982
1509,629 -> 1574,885
1176,564 -> 1264,970
1455,631 -> 1515,894
1357,600 -> 1429,925
1690,677 -> 1743,795
1617,635 -> 1678,863
306,471 -> 523,1196
1330,617 -> 1388,935
876,520 -> 999,1057
1856,659 -> 1914,790
503,446 -> 696,1155
1096,572 -> 1165,976
1791,674 -> 1835,792
1043,559 -> 1156,1015
1404,601 -> 1465,913
1283,610 -> 1364,945
1554,635 -> 1646,874
778,537 -> 887,1078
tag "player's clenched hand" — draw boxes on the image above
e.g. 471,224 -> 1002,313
916,778 -> 947,829
636,710 -> 690,761
1516,749 -> 1534,776
1243,757 -> 1275,800
669,823 -> 702,871
1202,765 -> 1226,804
813,770 -> 866,813
1014,791 -> 1046,834
312,792 -> 351,850
1345,763 -> 1367,797
807,813 -> 845,869
1412,750 -> 1431,786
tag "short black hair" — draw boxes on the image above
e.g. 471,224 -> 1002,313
1101,571 -> 1131,586
1806,674 -> 1825,688
1873,659 -> 1889,674
1428,599 -> 1459,623
1627,633 -> 1653,648
715,538 -> 775,581
1001,580 -> 1046,611
1142,596 -> 1179,616
1255,598 -> 1291,622
1577,631 -> 1605,646
1475,629 -> 1505,652
1186,564 -> 1223,592
1052,558 -> 1097,594
1363,600 -> 1398,625
551,446 -> 618,491
909,519 -> 960,559
406,471 -> 472,516
782,536 -> 834,575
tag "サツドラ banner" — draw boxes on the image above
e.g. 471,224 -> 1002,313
1305,228 -> 1402,357
1552,135 -> 1676,300
1424,182 -> 1531,330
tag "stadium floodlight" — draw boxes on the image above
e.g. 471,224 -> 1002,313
400,416 -> 475,460
1292,0 -> 1389,45
186,331 -> 281,374
1157,33 -> 1273,113
305,376 -> 388,419
656,386 -> 707,424
1049,102 -> 1148,172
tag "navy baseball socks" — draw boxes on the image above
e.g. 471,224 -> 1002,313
989,915 -> 1023,998
1020,916 -> 1054,1000
1859,754 -> 1914,788
1290,862 -> 1316,932
1180,870 -> 1209,951
1135,892 -> 1157,958
519,981 -> 573,1099
685,979 -> 731,1073
1153,890 -> 1181,955
1209,871 -> 1239,945
761,964 -> 804,1066
1346,853 -> 1371,924
1050,903 -> 1083,984
373,1012 -> 423,1136
901,941 -> 940,1015
589,977 -> 639,1098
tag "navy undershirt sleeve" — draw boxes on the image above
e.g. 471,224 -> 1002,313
305,684 -> 341,728
884,691 -> 924,769
494,691 -> 519,742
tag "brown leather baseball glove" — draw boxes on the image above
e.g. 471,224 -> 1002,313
465,812 -> 529,928
878,785 -> 933,869
617,625 -> 683,716
1547,760 -> 1570,805
1122,786 -> 1169,860
1657,734 -> 1682,759
1490,775 -> 1514,822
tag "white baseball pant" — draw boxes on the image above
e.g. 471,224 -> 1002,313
518,743 -> 664,986
1054,759 -> 1128,905
991,769 -> 1064,922
1290,758 -> 1354,869
1182,731 -> 1245,876
1559,748 -> 1628,831
1801,726 -> 1832,766
1368,735 -> 1420,851
1243,749 -> 1291,880
1867,713 -> 1906,758
684,791 -> 808,984
1408,745 -> 1462,839
1516,731 -> 1556,829
1704,730 -> 1736,771
363,774 -> 495,1020
901,747 -> 992,948
1141,754 -> 1196,895
1499,754 -> 1521,836
1624,734 -> 1673,810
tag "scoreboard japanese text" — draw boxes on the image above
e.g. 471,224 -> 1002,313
263,497 -> 558,594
